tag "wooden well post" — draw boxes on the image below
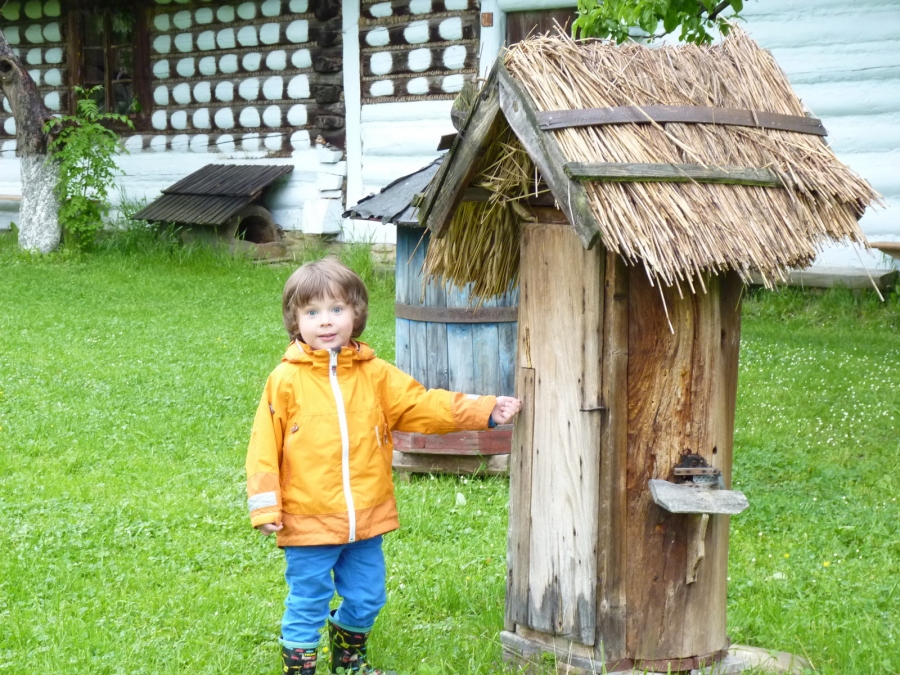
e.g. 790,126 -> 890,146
502,219 -> 744,673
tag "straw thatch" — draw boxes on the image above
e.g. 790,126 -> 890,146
425,29 -> 879,294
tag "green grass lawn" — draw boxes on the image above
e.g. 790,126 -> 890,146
1,234 -> 898,674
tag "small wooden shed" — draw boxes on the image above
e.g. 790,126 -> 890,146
417,32 -> 877,673
344,159 -> 518,476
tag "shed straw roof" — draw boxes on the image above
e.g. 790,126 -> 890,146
422,30 -> 879,295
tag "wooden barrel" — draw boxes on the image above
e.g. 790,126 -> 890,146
394,225 -> 518,395
392,225 -> 517,473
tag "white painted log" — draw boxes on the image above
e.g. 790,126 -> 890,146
237,25 -> 258,47
291,49 -> 311,68
409,0 -> 432,13
266,50 -> 287,70
150,136 -> 168,152
24,0 -> 41,19
289,0 -> 308,12
170,110 -> 187,129
197,31 -> 216,50
171,133 -> 189,151
365,27 -> 390,47
173,10 -> 191,28
286,104 -> 307,125
260,23 -> 280,45
17,155 -> 58,253
370,2 -> 392,17
438,17 -> 462,40
176,58 -> 194,77
153,35 -> 171,53
286,20 -> 308,43
154,14 -> 170,30
195,8 -> 213,24
44,68 -> 60,86
172,82 -> 191,104
26,48 -> 41,64
45,1 -> 60,17
262,76 -> 284,99
237,1 -> 256,19
443,44 -> 467,69
649,480 -> 749,515
370,52 -> 392,76
239,107 -> 261,127
217,28 -> 236,50
216,5 -> 235,22
215,81 -> 234,102
151,111 -> 167,130
174,33 -> 192,52
154,86 -> 169,105
408,47 -> 430,72
243,52 -> 262,71
286,74 -> 310,99
193,82 -> 211,103
369,80 -> 393,97
4,27 -> 20,44
44,22 -> 63,43
25,25 -> 44,43
404,20 -> 429,44
219,54 -> 238,73
153,60 -> 170,78
261,0 -> 281,16
239,77 -> 260,100
214,108 -> 234,128
406,77 -> 428,95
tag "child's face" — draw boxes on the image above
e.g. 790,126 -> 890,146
297,293 -> 355,351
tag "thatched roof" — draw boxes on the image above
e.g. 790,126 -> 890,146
418,30 -> 879,294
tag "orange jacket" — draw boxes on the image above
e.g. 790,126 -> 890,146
246,340 -> 496,546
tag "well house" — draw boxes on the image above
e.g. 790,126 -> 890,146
417,32 -> 877,672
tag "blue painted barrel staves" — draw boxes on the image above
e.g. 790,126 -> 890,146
395,225 -> 518,396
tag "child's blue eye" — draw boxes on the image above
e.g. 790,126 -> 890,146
332,306 -> 343,314
307,310 -> 317,317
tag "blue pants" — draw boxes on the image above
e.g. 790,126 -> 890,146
281,535 -> 387,647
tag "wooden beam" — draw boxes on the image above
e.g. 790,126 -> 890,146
564,162 -> 782,187
537,105 -> 828,136
648,480 -> 749,515
497,63 -> 602,250
418,64 -> 502,238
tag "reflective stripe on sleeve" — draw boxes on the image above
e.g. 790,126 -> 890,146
248,491 -> 278,512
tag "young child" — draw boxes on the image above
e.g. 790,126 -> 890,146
246,257 -> 522,674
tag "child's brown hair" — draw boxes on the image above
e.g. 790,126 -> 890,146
282,257 -> 369,342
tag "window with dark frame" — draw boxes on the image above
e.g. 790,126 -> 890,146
68,4 -> 150,128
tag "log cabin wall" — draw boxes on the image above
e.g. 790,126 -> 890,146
0,0 -> 348,234
358,0 -> 478,104
0,0 -> 68,151
142,0 -> 342,155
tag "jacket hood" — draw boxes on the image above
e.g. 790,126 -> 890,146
282,339 -> 377,365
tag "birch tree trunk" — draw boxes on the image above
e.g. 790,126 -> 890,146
0,29 -> 60,253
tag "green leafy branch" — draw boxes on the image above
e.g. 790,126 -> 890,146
573,0 -> 745,45
43,85 -> 134,249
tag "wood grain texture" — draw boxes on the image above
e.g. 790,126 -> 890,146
497,64 -> 601,249
624,271 -> 739,660
595,251 -> 629,662
446,283 -> 476,393
419,65 -> 501,238
537,105 -> 827,136
520,222 -> 602,645
391,450 -> 509,475
392,426 -> 512,455
506,367 -> 536,631
564,162 -> 781,187
395,225 -> 412,375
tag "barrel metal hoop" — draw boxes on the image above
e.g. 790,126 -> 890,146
395,303 -> 518,323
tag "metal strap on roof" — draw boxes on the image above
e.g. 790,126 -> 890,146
536,105 -> 827,136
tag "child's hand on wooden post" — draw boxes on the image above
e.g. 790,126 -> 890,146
491,396 -> 522,425
256,522 -> 283,536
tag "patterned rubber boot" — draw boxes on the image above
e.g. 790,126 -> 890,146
327,613 -> 393,674
281,644 -> 318,674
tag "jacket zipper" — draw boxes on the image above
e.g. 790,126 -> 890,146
329,348 -> 357,542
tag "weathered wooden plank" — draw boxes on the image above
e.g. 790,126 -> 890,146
446,284 -> 476,393
391,450 -> 508,475
506,366 -> 536,630
537,105 -> 828,136
423,258 -> 450,390
681,271 -> 743,657
419,65 -> 501,238
497,320 -> 518,397
408,229 -> 429,385
522,222 -> 601,645
624,271 -> 697,660
472,295 -> 501,395
580,248 -> 604,411
505,8 -> 577,43
394,227 -> 412,374
649,480 -> 749,515
497,64 -> 601,250
393,425 -> 512,455
564,162 -> 782,187
595,251 -> 629,663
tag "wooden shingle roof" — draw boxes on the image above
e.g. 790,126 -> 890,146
133,164 -> 293,225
